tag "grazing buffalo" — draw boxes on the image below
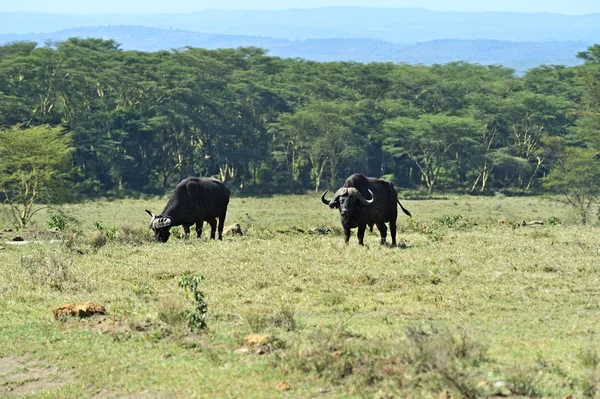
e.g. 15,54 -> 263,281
145,177 -> 230,243
321,173 -> 411,246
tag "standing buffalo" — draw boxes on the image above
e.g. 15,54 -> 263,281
145,177 -> 230,243
321,173 -> 411,246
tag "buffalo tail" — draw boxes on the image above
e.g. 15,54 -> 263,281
397,199 -> 412,217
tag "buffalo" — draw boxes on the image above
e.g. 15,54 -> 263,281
321,173 -> 411,246
145,177 -> 230,243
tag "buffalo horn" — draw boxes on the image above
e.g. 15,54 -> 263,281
321,189 -> 331,205
353,188 -> 374,205
146,210 -> 156,229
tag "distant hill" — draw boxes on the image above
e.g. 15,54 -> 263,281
0,26 -> 290,51
0,26 -> 590,73
1,8 -> 600,43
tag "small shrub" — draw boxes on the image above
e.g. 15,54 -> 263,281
178,275 -> 208,331
94,221 -> 117,240
20,250 -> 73,290
546,216 -> 561,226
105,226 -> 117,240
432,214 -> 474,229
47,212 -> 69,231
171,226 -> 183,239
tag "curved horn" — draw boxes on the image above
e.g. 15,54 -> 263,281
353,189 -> 374,205
152,217 -> 172,229
146,210 -> 157,229
321,189 -> 331,205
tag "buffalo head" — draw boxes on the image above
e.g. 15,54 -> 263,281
145,209 -> 172,243
321,187 -> 374,217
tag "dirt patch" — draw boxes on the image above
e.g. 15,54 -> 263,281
5,240 -> 62,246
89,389 -> 175,398
60,315 -> 131,336
0,356 -> 27,375
60,315 -> 173,343
0,355 -> 75,397
0,227 -> 62,243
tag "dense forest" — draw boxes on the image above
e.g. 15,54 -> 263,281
1,38 -> 600,199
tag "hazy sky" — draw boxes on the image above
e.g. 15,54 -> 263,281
2,0 -> 599,15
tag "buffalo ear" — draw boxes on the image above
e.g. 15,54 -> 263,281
329,200 -> 339,209
145,209 -> 155,217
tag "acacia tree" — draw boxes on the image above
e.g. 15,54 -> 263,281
500,92 -> 571,189
272,100 -> 363,192
543,147 -> 600,225
0,125 -> 73,228
384,114 -> 480,192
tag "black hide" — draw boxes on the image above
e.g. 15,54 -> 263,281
323,173 -> 411,246
147,177 -> 230,243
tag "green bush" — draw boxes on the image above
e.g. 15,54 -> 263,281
47,212 -> 70,231
178,275 -> 208,331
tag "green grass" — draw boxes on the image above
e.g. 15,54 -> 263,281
0,194 -> 599,397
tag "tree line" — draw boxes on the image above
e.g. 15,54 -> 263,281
1,39 -> 600,201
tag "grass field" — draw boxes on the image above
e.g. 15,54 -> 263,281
1,194 -> 600,398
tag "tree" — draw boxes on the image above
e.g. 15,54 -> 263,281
272,100 -> 364,192
500,92 -> 571,189
384,114 -> 480,192
543,147 -> 600,225
0,125 -> 73,228
577,44 -> 600,64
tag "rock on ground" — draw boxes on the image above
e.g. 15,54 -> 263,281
223,223 -> 243,236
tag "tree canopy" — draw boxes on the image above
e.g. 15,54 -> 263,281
0,39 -> 599,199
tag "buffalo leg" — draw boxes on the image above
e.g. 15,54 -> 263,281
357,224 -> 367,246
376,222 -> 387,245
183,225 -> 191,239
389,220 -> 397,247
217,210 -> 227,240
208,219 -> 217,240
195,218 -> 205,239
343,225 -> 351,244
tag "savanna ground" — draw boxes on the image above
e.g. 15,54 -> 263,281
1,193 -> 600,398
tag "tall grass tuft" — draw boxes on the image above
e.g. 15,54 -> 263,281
20,250 -> 73,291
